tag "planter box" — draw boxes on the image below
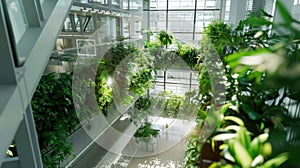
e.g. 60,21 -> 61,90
135,136 -> 158,152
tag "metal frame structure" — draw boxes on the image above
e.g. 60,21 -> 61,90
0,0 -> 73,167
0,0 -> 284,167
143,0 -> 226,43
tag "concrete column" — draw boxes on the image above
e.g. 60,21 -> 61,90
110,17 -> 116,41
228,0 -> 248,27
219,0 -> 227,21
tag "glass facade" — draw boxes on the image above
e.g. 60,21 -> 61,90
144,0 -> 222,44
5,0 -> 28,44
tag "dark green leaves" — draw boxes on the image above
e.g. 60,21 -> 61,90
32,73 -> 78,167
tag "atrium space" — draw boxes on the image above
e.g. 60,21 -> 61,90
1,0 -> 300,168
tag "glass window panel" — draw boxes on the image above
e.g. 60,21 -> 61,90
224,12 -> 230,21
123,0 -> 129,9
134,20 -> 142,37
93,0 -> 108,4
197,0 -> 205,8
168,0 -> 195,9
129,0 -> 142,10
63,16 -> 72,32
75,0 -> 89,3
6,0 -> 28,44
74,14 -> 81,32
168,11 -> 194,33
196,11 -> 219,22
85,17 -> 94,32
173,33 -> 193,43
112,0 -> 120,6
197,0 -> 220,9
149,11 -> 166,31
150,0 -> 167,10
194,33 -> 202,43
205,0 -> 218,8
122,18 -> 130,38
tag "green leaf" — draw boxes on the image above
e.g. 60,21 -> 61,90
224,116 -> 245,126
224,125 -> 241,132
244,17 -> 272,26
262,152 -> 289,167
236,127 -> 251,150
219,103 -> 231,114
233,141 -> 253,167
276,0 -> 293,25
241,104 -> 262,120
226,49 -> 269,69
249,133 -> 269,158
261,10 -> 273,18
212,133 -> 237,141
251,155 -> 264,167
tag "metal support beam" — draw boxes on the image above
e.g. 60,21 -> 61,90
1,158 -> 19,168
24,0 -> 74,100
0,0 -> 73,167
21,0 -> 42,26
0,2 -> 17,85
15,106 -> 43,168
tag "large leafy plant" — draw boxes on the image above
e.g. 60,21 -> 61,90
157,30 -> 174,48
177,43 -> 199,69
185,1 -> 300,167
95,61 -> 113,116
210,116 -> 288,168
32,73 -> 78,167
134,122 -> 160,139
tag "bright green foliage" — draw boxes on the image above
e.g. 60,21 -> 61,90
127,51 -> 156,96
95,61 -> 113,116
185,1 -> 300,167
178,43 -> 199,69
202,20 -> 232,60
134,122 -> 159,138
104,42 -> 138,75
95,42 -> 155,114
210,124 -> 288,168
142,28 -> 153,48
157,30 -> 174,48
154,91 -> 184,118
185,135 -> 203,168
31,73 -> 78,167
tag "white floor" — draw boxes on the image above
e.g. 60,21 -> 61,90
126,138 -> 187,168
113,117 -> 195,168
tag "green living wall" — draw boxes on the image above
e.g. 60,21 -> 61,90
185,1 -> 300,168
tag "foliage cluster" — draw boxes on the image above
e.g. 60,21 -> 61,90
154,91 -> 184,118
31,73 -> 78,167
134,122 -> 160,138
185,1 -> 300,167
147,30 -> 200,69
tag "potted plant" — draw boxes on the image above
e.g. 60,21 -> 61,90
134,122 -> 160,152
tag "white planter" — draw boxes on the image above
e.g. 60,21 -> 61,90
135,136 -> 158,152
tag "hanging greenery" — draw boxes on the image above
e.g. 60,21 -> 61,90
95,61 -> 113,116
157,30 -> 174,48
177,43 -> 200,69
